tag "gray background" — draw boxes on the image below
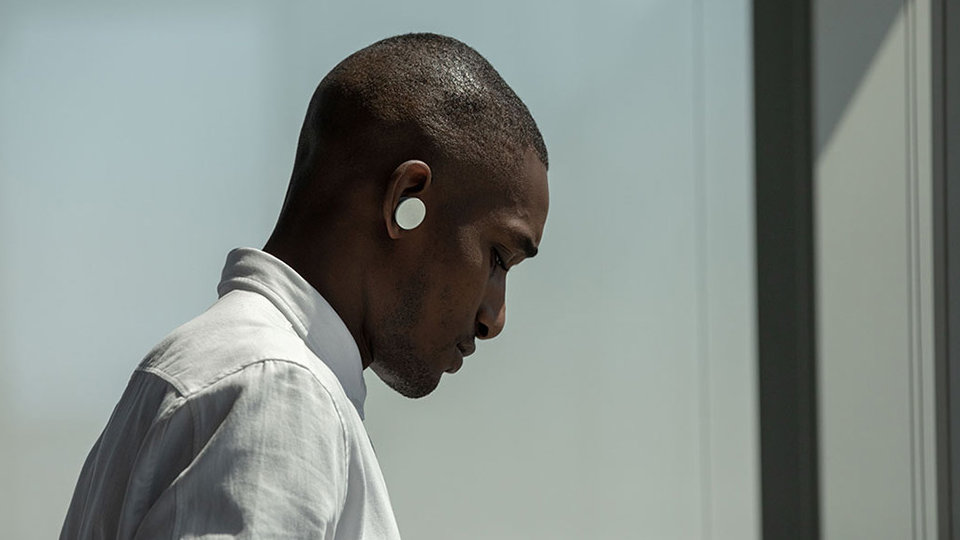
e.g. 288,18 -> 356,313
0,1 -> 757,538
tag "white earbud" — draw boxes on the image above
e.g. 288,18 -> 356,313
394,197 -> 426,230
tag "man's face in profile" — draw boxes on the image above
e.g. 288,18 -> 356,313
369,149 -> 549,398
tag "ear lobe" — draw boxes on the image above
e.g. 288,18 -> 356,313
383,160 -> 432,239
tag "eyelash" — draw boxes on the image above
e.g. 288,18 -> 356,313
492,248 -> 508,272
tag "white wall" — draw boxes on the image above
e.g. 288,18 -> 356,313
814,0 -> 939,537
0,1 -> 756,538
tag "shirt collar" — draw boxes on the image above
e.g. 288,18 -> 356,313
216,247 -> 367,419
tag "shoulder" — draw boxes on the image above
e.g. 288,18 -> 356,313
180,358 -> 352,451
108,361 -> 354,537
138,289 -> 339,398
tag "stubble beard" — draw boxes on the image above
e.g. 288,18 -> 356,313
369,271 -> 441,399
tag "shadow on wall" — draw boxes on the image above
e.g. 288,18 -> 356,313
815,0 -> 902,153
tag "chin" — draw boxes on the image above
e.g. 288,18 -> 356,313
370,358 -> 442,399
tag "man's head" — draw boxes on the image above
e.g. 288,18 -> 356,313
265,33 -> 549,398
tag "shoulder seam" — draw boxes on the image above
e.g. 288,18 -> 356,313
136,365 -> 188,396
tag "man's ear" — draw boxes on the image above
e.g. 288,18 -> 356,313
383,160 -> 432,239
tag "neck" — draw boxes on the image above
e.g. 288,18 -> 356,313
263,231 -> 375,369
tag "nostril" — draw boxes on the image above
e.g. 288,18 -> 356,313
476,322 -> 489,338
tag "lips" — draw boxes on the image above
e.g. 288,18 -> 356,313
457,341 -> 476,358
447,352 -> 463,374
447,341 -> 475,374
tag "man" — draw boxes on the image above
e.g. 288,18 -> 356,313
60,32 -> 549,539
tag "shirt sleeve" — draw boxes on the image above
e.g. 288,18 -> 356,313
131,359 -> 350,539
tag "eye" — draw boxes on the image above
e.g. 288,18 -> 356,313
491,248 -> 508,273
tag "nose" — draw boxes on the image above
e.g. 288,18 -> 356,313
475,275 -> 506,340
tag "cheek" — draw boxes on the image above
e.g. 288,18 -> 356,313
428,267 -> 488,335
432,282 -> 471,328
449,235 -> 483,270
450,248 -> 491,303
437,234 -> 487,293
428,227 -> 493,329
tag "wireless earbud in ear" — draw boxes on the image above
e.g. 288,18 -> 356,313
394,197 -> 426,230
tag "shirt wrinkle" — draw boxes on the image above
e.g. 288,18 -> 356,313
119,400 -> 173,538
217,248 -> 368,419
59,248 -> 401,539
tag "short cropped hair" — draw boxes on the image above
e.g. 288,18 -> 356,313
290,33 -> 547,194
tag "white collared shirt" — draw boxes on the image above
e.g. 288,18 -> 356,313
60,248 -> 401,539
